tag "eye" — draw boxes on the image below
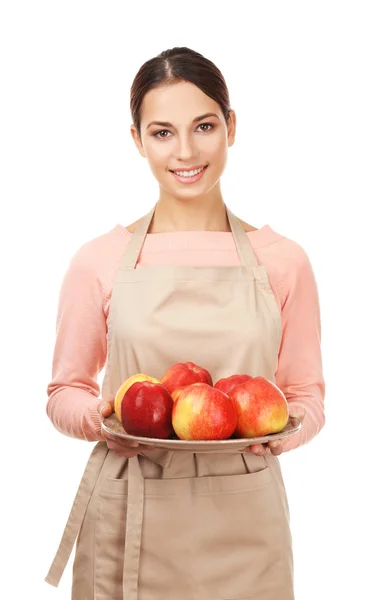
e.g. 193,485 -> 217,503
153,122 -> 214,139
198,123 -> 213,132
154,129 -> 171,139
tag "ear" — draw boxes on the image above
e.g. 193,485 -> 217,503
227,109 -> 237,147
130,124 -> 146,158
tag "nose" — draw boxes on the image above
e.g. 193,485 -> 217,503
174,134 -> 197,162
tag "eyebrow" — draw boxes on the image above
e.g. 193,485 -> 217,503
146,112 -> 220,130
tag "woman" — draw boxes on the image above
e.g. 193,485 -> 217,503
45,47 -> 325,599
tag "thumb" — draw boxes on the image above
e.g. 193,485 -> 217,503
99,399 -> 114,418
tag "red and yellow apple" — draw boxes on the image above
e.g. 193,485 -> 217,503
229,376 -> 289,438
172,382 -> 237,440
114,373 -> 161,421
120,381 -> 174,439
161,361 -> 213,395
214,374 -> 253,396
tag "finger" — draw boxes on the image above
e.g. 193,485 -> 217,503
268,441 -> 284,455
249,444 -> 266,455
243,444 -> 261,453
111,448 -> 140,458
98,401 -> 111,417
100,403 -> 112,417
105,440 -> 139,455
138,444 -> 155,451
99,394 -> 115,412
102,433 -> 140,448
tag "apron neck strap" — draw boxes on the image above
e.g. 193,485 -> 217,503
121,203 -> 259,269
226,206 -> 259,268
120,205 -> 156,269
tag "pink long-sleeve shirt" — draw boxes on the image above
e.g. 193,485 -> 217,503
46,223 -> 325,452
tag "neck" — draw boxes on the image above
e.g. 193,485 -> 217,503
149,195 -> 231,233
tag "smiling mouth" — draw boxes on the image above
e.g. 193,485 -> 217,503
169,165 -> 209,184
169,165 -> 208,174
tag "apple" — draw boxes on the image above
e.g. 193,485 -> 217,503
114,373 -> 161,421
161,361 -> 213,395
120,381 -> 174,439
229,376 -> 289,438
170,387 -> 183,403
172,382 -> 237,441
214,374 -> 253,396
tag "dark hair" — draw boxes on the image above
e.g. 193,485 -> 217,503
130,47 -> 232,139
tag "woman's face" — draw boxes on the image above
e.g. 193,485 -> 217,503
130,81 -> 236,201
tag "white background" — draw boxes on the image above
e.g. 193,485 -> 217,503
1,1 -> 370,598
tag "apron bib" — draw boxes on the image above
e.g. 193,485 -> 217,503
45,203 -> 294,600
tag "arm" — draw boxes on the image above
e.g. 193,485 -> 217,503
46,233 -> 157,458
46,247 -> 108,442
274,246 -> 326,452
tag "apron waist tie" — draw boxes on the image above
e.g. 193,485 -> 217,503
44,442 -> 109,587
45,439 -> 265,596
123,454 -> 145,600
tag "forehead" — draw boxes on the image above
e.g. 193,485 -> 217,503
140,81 -> 222,124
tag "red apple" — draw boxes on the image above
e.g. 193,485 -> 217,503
114,373 -> 161,421
172,382 -> 237,441
161,361 -> 213,395
214,374 -> 253,395
229,376 -> 289,438
120,381 -> 174,439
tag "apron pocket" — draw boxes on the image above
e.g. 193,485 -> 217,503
94,476 -> 128,599
139,469 -> 286,600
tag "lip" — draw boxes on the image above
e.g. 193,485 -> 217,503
170,165 -> 208,184
169,164 -> 208,173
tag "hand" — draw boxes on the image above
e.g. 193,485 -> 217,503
244,439 -> 286,456
98,397 -> 154,458
243,406 -> 305,456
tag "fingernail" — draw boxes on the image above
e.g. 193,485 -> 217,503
270,441 -> 279,448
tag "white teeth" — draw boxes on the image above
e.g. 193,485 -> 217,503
174,166 -> 205,177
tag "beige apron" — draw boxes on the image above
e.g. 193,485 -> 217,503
45,203 -> 294,599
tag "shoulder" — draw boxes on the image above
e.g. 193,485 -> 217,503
264,233 -> 313,273
69,226 -> 126,269
255,230 -> 316,307
64,226 -> 130,303
252,223 -> 311,266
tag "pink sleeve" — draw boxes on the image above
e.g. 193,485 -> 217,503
46,246 -> 108,441
273,245 -> 326,452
